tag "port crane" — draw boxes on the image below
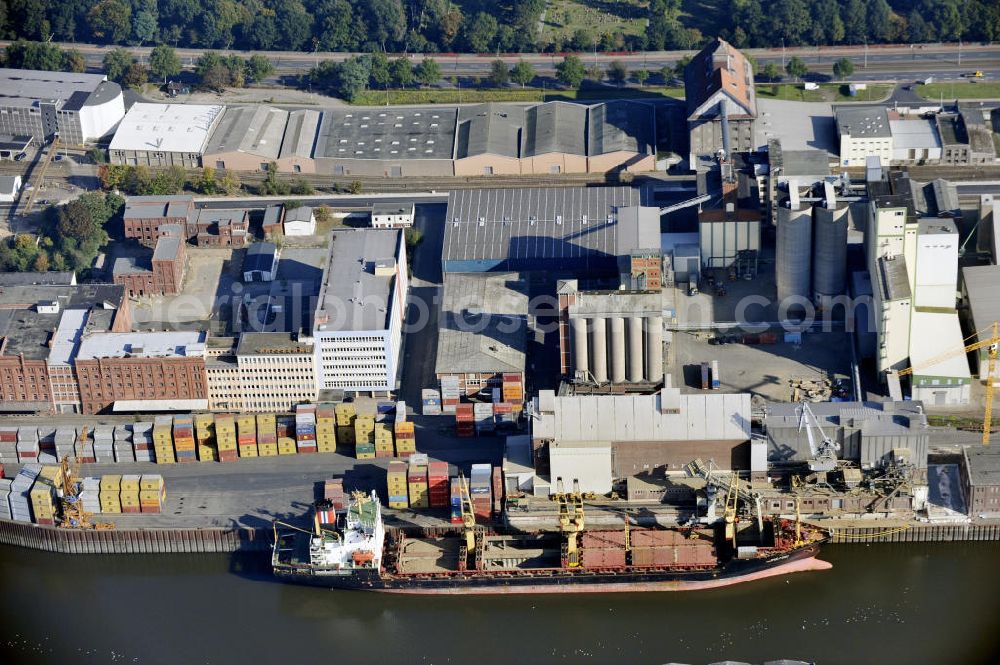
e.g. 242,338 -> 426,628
797,401 -> 841,473
683,458 -> 763,539
57,456 -> 113,530
554,478 -> 585,567
897,321 -> 999,445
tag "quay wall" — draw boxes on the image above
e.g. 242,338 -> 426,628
828,522 -> 1000,544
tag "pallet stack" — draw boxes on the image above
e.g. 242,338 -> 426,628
387,461 -> 408,509
0,427 -> 18,467
30,465 -> 62,526
428,461 -> 449,508
16,427 -> 39,463
9,465 -> 38,523
195,414 -> 217,462
120,474 -> 141,514
113,426 -> 134,463
100,474 -> 122,514
153,417 -> 175,464
316,404 -> 337,453
407,459 -> 429,509
93,426 -> 114,464
215,414 -> 238,463
139,474 -> 165,513
236,415 -> 258,458
354,414 -> 375,459
256,414 -> 278,457
79,477 -> 100,514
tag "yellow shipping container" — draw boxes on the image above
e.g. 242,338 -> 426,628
139,489 -> 162,505
356,451 -> 376,460
337,426 -> 356,445
120,475 -> 141,493
394,422 -> 415,434
316,441 -> 337,454
36,465 -> 63,488
198,444 -> 218,461
388,499 -> 409,509
120,491 -> 140,507
258,443 -> 279,457
99,492 -> 121,513
239,444 -> 259,458
277,437 -> 297,455
100,475 -> 122,492
140,475 -> 164,491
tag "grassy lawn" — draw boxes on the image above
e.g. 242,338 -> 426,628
540,0 -> 648,45
917,82 -> 1000,100
349,85 -> 684,106
545,85 -> 685,101
756,83 -> 892,103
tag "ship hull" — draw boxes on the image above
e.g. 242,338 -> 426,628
273,543 -> 828,595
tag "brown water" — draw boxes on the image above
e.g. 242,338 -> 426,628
1,542 -> 998,665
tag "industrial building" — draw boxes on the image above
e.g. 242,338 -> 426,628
112,233 -> 187,297
202,105 -> 288,172
0,283 -> 131,413
961,446 -> 1000,518
0,68 -> 125,145
684,39 -> 757,168
312,229 -> 408,394
0,135 -> 32,160
836,106 -> 892,167
0,175 -> 22,203
961,264 -> 1000,381
908,309 -> 971,405
109,103 -> 224,167
530,389 -> 754,494
556,280 -> 670,386
762,400 -> 929,472
204,332 -> 319,412
371,202 -> 415,229
441,186 -> 650,274
123,195 -> 196,246
282,206 -> 316,236
191,208 -> 250,247
889,117 -> 942,164
698,175 -> 762,272
242,243 -> 279,283
73,331 -> 208,414
435,272 -> 528,397
937,112 -> 997,165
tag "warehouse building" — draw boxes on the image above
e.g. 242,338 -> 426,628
442,186 -> 649,273
123,195 -> 196,246
698,175 -> 762,270
762,400 -> 929,472
283,206 -> 316,236
277,109 -> 321,173
313,229 -> 408,395
0,175 -> 22,203
937,112 -> 997,165
0,135 -> 32,160
684,39 -> 757,167
961,264 -> 1000,382
889,117 -> 942,164
202,105 -> 287,172
242,242 -> 279,282
0,68 -> 124,145
371,202 -> 415,229
530,389 -> 753,493
586,100 -> 656,173
112,233 -> 187,297
435,272 -> 528,397
109,103 -> 224,167
836,106 -> 892,167
908,309 -> 971,405
74,331 -> 208,414
961,446 -> 1000,518
191,208 -> 250,247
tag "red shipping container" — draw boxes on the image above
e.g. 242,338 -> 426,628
502,373 -> 521,383
427,461 -> 448,477
121,505 -> 142,514
0,463 -> 4,479
375,450 -> 393,458
35,518 -> 55,526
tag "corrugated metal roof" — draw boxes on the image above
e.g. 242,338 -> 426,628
314,107 -> 457,160
963,264 -> 1000,335
909,310 -> 971,379
203,105 -> 287,159
523,102 -> 586,156
588,101 -> 654,156
455,104 -> 524,159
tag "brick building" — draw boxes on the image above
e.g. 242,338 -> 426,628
962,446 -> 1000,518
112,233 -> 187,297
193,209 -> 249,247
123,195 -> 196,246
73,331 -> 209,414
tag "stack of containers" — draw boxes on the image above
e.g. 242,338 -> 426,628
386,461 -> 408,508
30,465 -> 62,526
114,425 -> 135,463
373,423 -> 393,457
9,465 -> 40,522
407,460 -> 429,508
393,421 -> 416,458
152,416 -> 175,464
335,403 -> 357,447
37,427 -> 57,463
215,414 -> 238,463
474,402 -> 495,435
295,411 -> 317,454
449,478 -> 463,524
236,415 -> 258,458
455,404 -> 475,438
79,477 -> 101,514
74,428 -> 96,464
92,426 -> 114,464
502,374 -> 523,408
276,416 -> 297,455
0,477 -> 13,520
53,427 -> 76,461
172,416 -> 197,463
120,474 -> 141,513
440,377 -> 460,414
375,401 -> 394,423
469,464 -> 493,523
0,427 -> 18,467
195,414 -> 217,462
491,466 -> 504,517
132,422 -> 155,463
421,388 -> 441,415
139,474 -> 165,513
16,427 -> 40,463
256,414 -> 278,457
323,478 -> 346,510
493,401 -> 516,430
99,474 -> 122,514
427,461 -> 449,508
354,414 -> 375,459
315,404 -> 337,453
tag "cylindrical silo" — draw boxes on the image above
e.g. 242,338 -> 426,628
609,317 -> 626,383
812,204 -> 849,306
645,316 -> 663,384
627,317 -> 644,382
590,317 -> 608,383
776,204 -> 813,303
571,317 -> 589,376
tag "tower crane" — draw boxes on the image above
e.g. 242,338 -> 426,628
897,321 -> 999,445
58,456 -> 114,530
554,477 -> 585,567
797,401 -> 841,472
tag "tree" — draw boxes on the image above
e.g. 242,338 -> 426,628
415,58 -> 441,88
391,57 -> 414,88
87,0 -> 132,44
673,55 -> 691,78
57,200 -> 98,243
4,41 -> 66,72
489,59 -> 508,87
634,69 -> 649,87
607,60 -> 628,86
246,54 -> 275,83
149,45 -> 181,83
833,58 -> 855,80
122,62 -> 148,89
348,180 -> 363,194
369,51 -> 391,90
62,50 -> 87,73
132,10 -> 159,45
201,65 -> 231,91
199,167 -> 219,195
276,0 -> 314,51
555,55 -> 585,89
842,0 -> 868,45
463,12 -> 498,53
217,170 -> 242,195
510,60 -> 534,88
290,179 -> 314,195
867,0 -> 893,42
785,56 -> 808,81
102,48 -> 134,83
762,63 -> 781,82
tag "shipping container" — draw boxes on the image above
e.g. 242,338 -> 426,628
710,359 -> 721,390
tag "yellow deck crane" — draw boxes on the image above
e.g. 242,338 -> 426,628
554,478 -> 585,567
58,456 -> 114,530
457,474 -> 478,553
897,321 -> 999,445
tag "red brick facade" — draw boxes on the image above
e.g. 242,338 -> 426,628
74,356 -> 208,414
0,353 -> 51,407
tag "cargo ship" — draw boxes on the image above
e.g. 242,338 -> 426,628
271,491 -> 830,594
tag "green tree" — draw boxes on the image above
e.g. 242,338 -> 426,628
762,63 -> 781,82
246,54 -> 275,83
832,57 -> 855,80
87,0 -> 132,44
608,60 -> 628,86
415,58 -> 441,87
634,69 -> 650,87
555,55 -> 585,89
199,166 -> 219,195
768,0 -> 810,45
57,200 -> 98,242
151,166 -> 187,194
842,0 -> 868,45
132,9 -> 159,45
369,51 -> 391,90
463,12 -> 498,53
217,170 -> 242,195
510,60 -> 534,88
122,62 -> 148,89
348,180 -> 362,194
673,55 -> 691,78
489,59 -> 508,87
290,179 -> 314,195
102,48 -> 134,83
149,45 -> 181,83
391,57 -> 414,88
867,0 -> 893,43
276,0 -> 314,51
5,41 -> 68,71
785,56 -> 808,81
201,65 -> 231,91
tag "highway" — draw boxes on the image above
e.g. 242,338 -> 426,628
3,40 -> 999,83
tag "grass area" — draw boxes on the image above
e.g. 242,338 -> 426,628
927,414 -> 1000,432
349,85 -> 684,106
756,83 -> 893,103
540,0 -> 647,44
917,82 -> 1000,100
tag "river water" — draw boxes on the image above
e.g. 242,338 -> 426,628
1,542 -> 998,665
